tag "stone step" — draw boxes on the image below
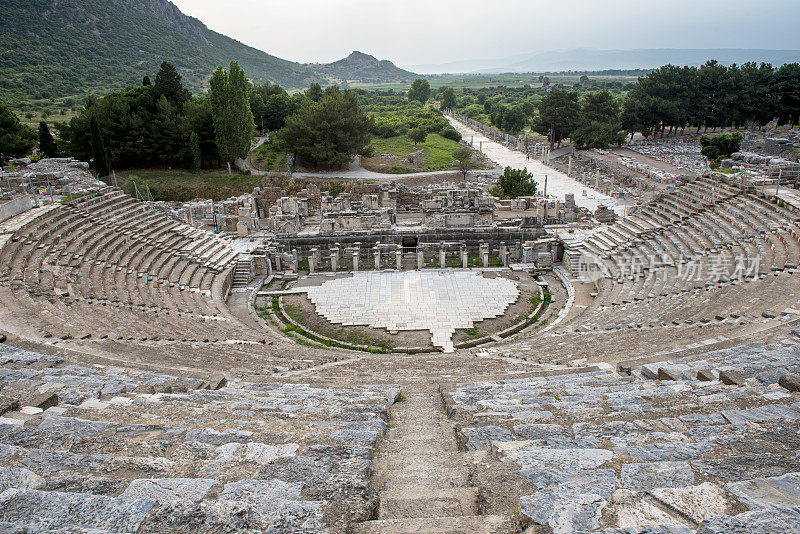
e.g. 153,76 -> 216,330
379,467 -> 470,491
352,514 -> 508,534
381,438 -> 455,454
378,488 -> 479,519
374,451 -> 470,471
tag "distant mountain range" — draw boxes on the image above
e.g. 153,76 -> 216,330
0,0 -> 416,105
408,48 -> 800,74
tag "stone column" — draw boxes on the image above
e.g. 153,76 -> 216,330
500,242 -> 508,267
440,247 -> 446,269
523,243 -> 534,264
461,246 -> 468,269
417,249 -> 424,270
291,249 -> 298,272
308,249 -> 316,274
352,250 -> 359,272
274,252 -> 282,272
396,246 -> 402,270
481,243 -> 489,268
374,247 -> 381,270
330,247 -> 339,272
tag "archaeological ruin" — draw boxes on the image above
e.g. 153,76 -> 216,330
1,118 -> 800,534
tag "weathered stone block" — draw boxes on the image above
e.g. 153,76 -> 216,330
209,374 -> 228,390
620,461 -> 694,491
27,392 -> 58,410
696,369 -> 716,382
121,477 -> 216,504
697,506 -> 800,533
658,367 -> 679,381
520,491 -> 607,534
778,373 -> 800,392
719,370 -> 746,386
0,488 -> 156,532
0,396 -> 19,416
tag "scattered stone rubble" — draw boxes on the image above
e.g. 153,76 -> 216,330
1,158 -> 101,198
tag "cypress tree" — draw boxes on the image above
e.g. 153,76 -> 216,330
89,115 -> 110,177
38,121 -> 58,157
209,61 -> 254,173
190,131 -> 201,171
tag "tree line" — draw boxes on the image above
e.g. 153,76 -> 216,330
439,60 -> 800,150
50,62 -> 379,174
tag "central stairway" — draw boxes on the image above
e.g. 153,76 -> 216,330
356,384 -> 506,533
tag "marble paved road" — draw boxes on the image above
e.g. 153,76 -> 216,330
447,115 -> 622,215
306,270 -> 520,352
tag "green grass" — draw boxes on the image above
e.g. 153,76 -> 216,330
251,139 -> 289,172
277,299 -> 392,353
107,169 -> 264,202
369,133 -> 465,172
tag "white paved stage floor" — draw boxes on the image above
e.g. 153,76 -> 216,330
305,270 -> 520,352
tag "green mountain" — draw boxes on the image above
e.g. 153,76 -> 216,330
0,0 -> 416,108
314,51 -> 416,85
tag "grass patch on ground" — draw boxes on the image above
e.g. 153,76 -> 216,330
251,138 -> 289,172
104,168 -> 359,202
106,169 -> 264,202
368,134 -> 465,172
279,300 -> 393,353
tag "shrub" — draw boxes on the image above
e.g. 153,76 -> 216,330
439,126 -> 462,142
700,132 -> 742,160
572,122 -> 624,149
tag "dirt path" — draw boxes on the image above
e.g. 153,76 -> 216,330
611,147 -> 685,175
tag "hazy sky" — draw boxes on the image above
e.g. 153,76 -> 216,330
171,0 -> 800,68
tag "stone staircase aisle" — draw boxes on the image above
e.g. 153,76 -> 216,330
356,384 -> 506,533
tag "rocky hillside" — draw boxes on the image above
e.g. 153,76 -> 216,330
0,0 -> 417,107
316,51 -> 416,84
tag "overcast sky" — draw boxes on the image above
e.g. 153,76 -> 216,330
171,0 -> 800,68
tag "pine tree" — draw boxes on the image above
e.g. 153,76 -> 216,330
89,115 -> 110,177
153,62 -> 190,110
0,100 -> 36,163
38,121 -> 58,157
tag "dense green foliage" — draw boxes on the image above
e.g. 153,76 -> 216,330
582,90 -> 620,124
279,87 -> 373,168
209,62 -> 255,166
249,83 -> 300,133
700,132 -> 743,167
439,88 -> 457,111
408,79 -> 432,104
37,121 -> 58,157
408,127 -> 427,146
359,91 -> 451,139
571,122 -> 625,150
491,167 -> 538,199
58,63 -> 219,170
453,146 -> 477,179
153,61 -> 191,111
0,100 -> 36,162
533,90 -> 581,148
622,61 -> 800,136
89,115 -> 110,177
